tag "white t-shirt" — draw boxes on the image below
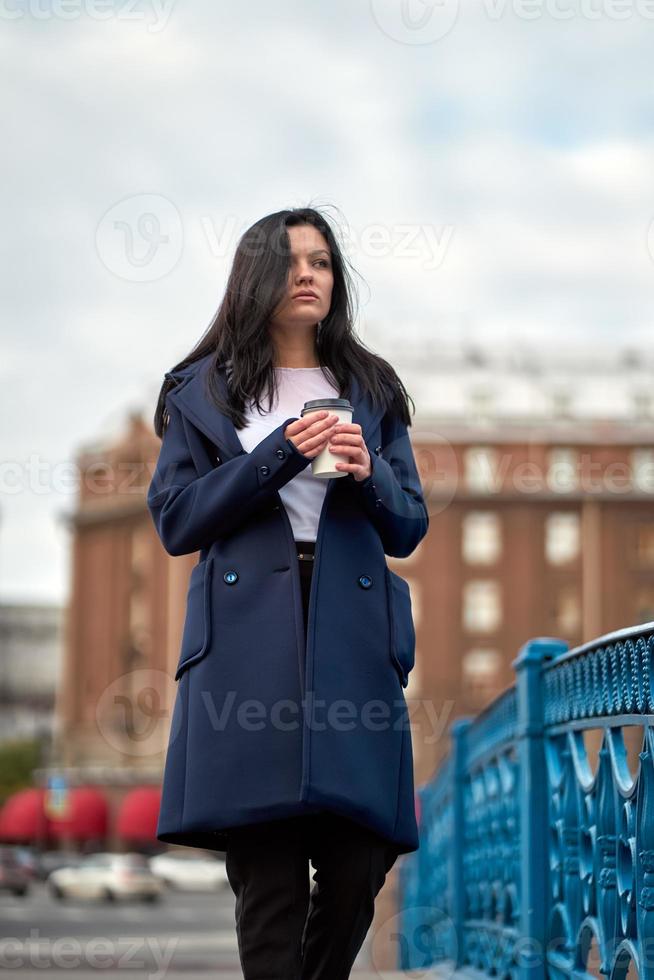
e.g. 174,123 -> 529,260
234,366 -> 341,542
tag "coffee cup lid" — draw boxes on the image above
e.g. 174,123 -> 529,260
301,398 -> 353,416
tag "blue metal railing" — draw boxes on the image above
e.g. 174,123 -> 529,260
397,623 -> 654,980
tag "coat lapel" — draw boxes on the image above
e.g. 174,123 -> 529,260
166,355 -> 386,462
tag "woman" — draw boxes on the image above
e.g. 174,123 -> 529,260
147,207 -> 429,978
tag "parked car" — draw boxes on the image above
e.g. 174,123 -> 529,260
0,847 -> 31,896
149,851 -> 229,891
35,850 -> 83,880
12,846 -> 39,879
47,852 -> 164,902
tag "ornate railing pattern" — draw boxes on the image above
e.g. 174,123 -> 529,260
397,624 -> 654,980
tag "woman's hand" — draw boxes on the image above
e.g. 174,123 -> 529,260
284,411 -> 340,459
326,422 -> 372,482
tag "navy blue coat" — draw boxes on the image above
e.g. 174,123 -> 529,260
147,353 -> 429,855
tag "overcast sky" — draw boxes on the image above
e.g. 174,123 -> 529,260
2,0 -> 653,604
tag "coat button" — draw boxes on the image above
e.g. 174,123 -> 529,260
260,465 -> 270,476
275,448 -> 286,459
358,574 -> 373,589
223,570 -> 239,585
374,445 -> 382,455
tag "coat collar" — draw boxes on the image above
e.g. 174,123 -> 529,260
166,354 -> 386,461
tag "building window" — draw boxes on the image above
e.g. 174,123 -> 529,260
462,648 -> 502,705
464,446 -> 498,494
631,449 -> 654,493
633,392 -> 653,420
545,512 -> 580,565
635,588 -> 654,624
635,525 -> 654,569
550,390 -> 573,419
462,512 -> 501,565
546,448 -> 578,493
553,586 -> 581,635
468,387 -> 495,419
463,580 -> 501,632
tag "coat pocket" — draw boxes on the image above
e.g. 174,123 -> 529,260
174,557 -> 213,680
385,567 -> 416,688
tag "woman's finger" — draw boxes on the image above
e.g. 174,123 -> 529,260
285,414 -> 339,455
285,412 -> 336,438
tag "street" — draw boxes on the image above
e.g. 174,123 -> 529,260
0,880 -> 407,978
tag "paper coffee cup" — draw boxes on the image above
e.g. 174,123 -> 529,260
300,397 -> 354,479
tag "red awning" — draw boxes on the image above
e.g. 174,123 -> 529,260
0,788 -> 48,842
116,787 -> 161,842
49,787 -> 108,840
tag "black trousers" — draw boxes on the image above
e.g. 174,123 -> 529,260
224,541 -> 398,980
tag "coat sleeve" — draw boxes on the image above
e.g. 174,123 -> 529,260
352,410 -> 429,559
147,399 -> 311,556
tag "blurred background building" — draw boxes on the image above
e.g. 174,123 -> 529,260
0,601 -> 64,744
392,339 -> 654,775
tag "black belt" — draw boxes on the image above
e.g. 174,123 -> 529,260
295,539 -> 315,561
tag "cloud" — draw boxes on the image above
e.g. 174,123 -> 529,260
1,0 -> 653,600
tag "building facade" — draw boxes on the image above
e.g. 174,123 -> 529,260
0,602 -> 63,745
389,339 -> 654,778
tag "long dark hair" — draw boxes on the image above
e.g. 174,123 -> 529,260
153,206 -> 415,439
